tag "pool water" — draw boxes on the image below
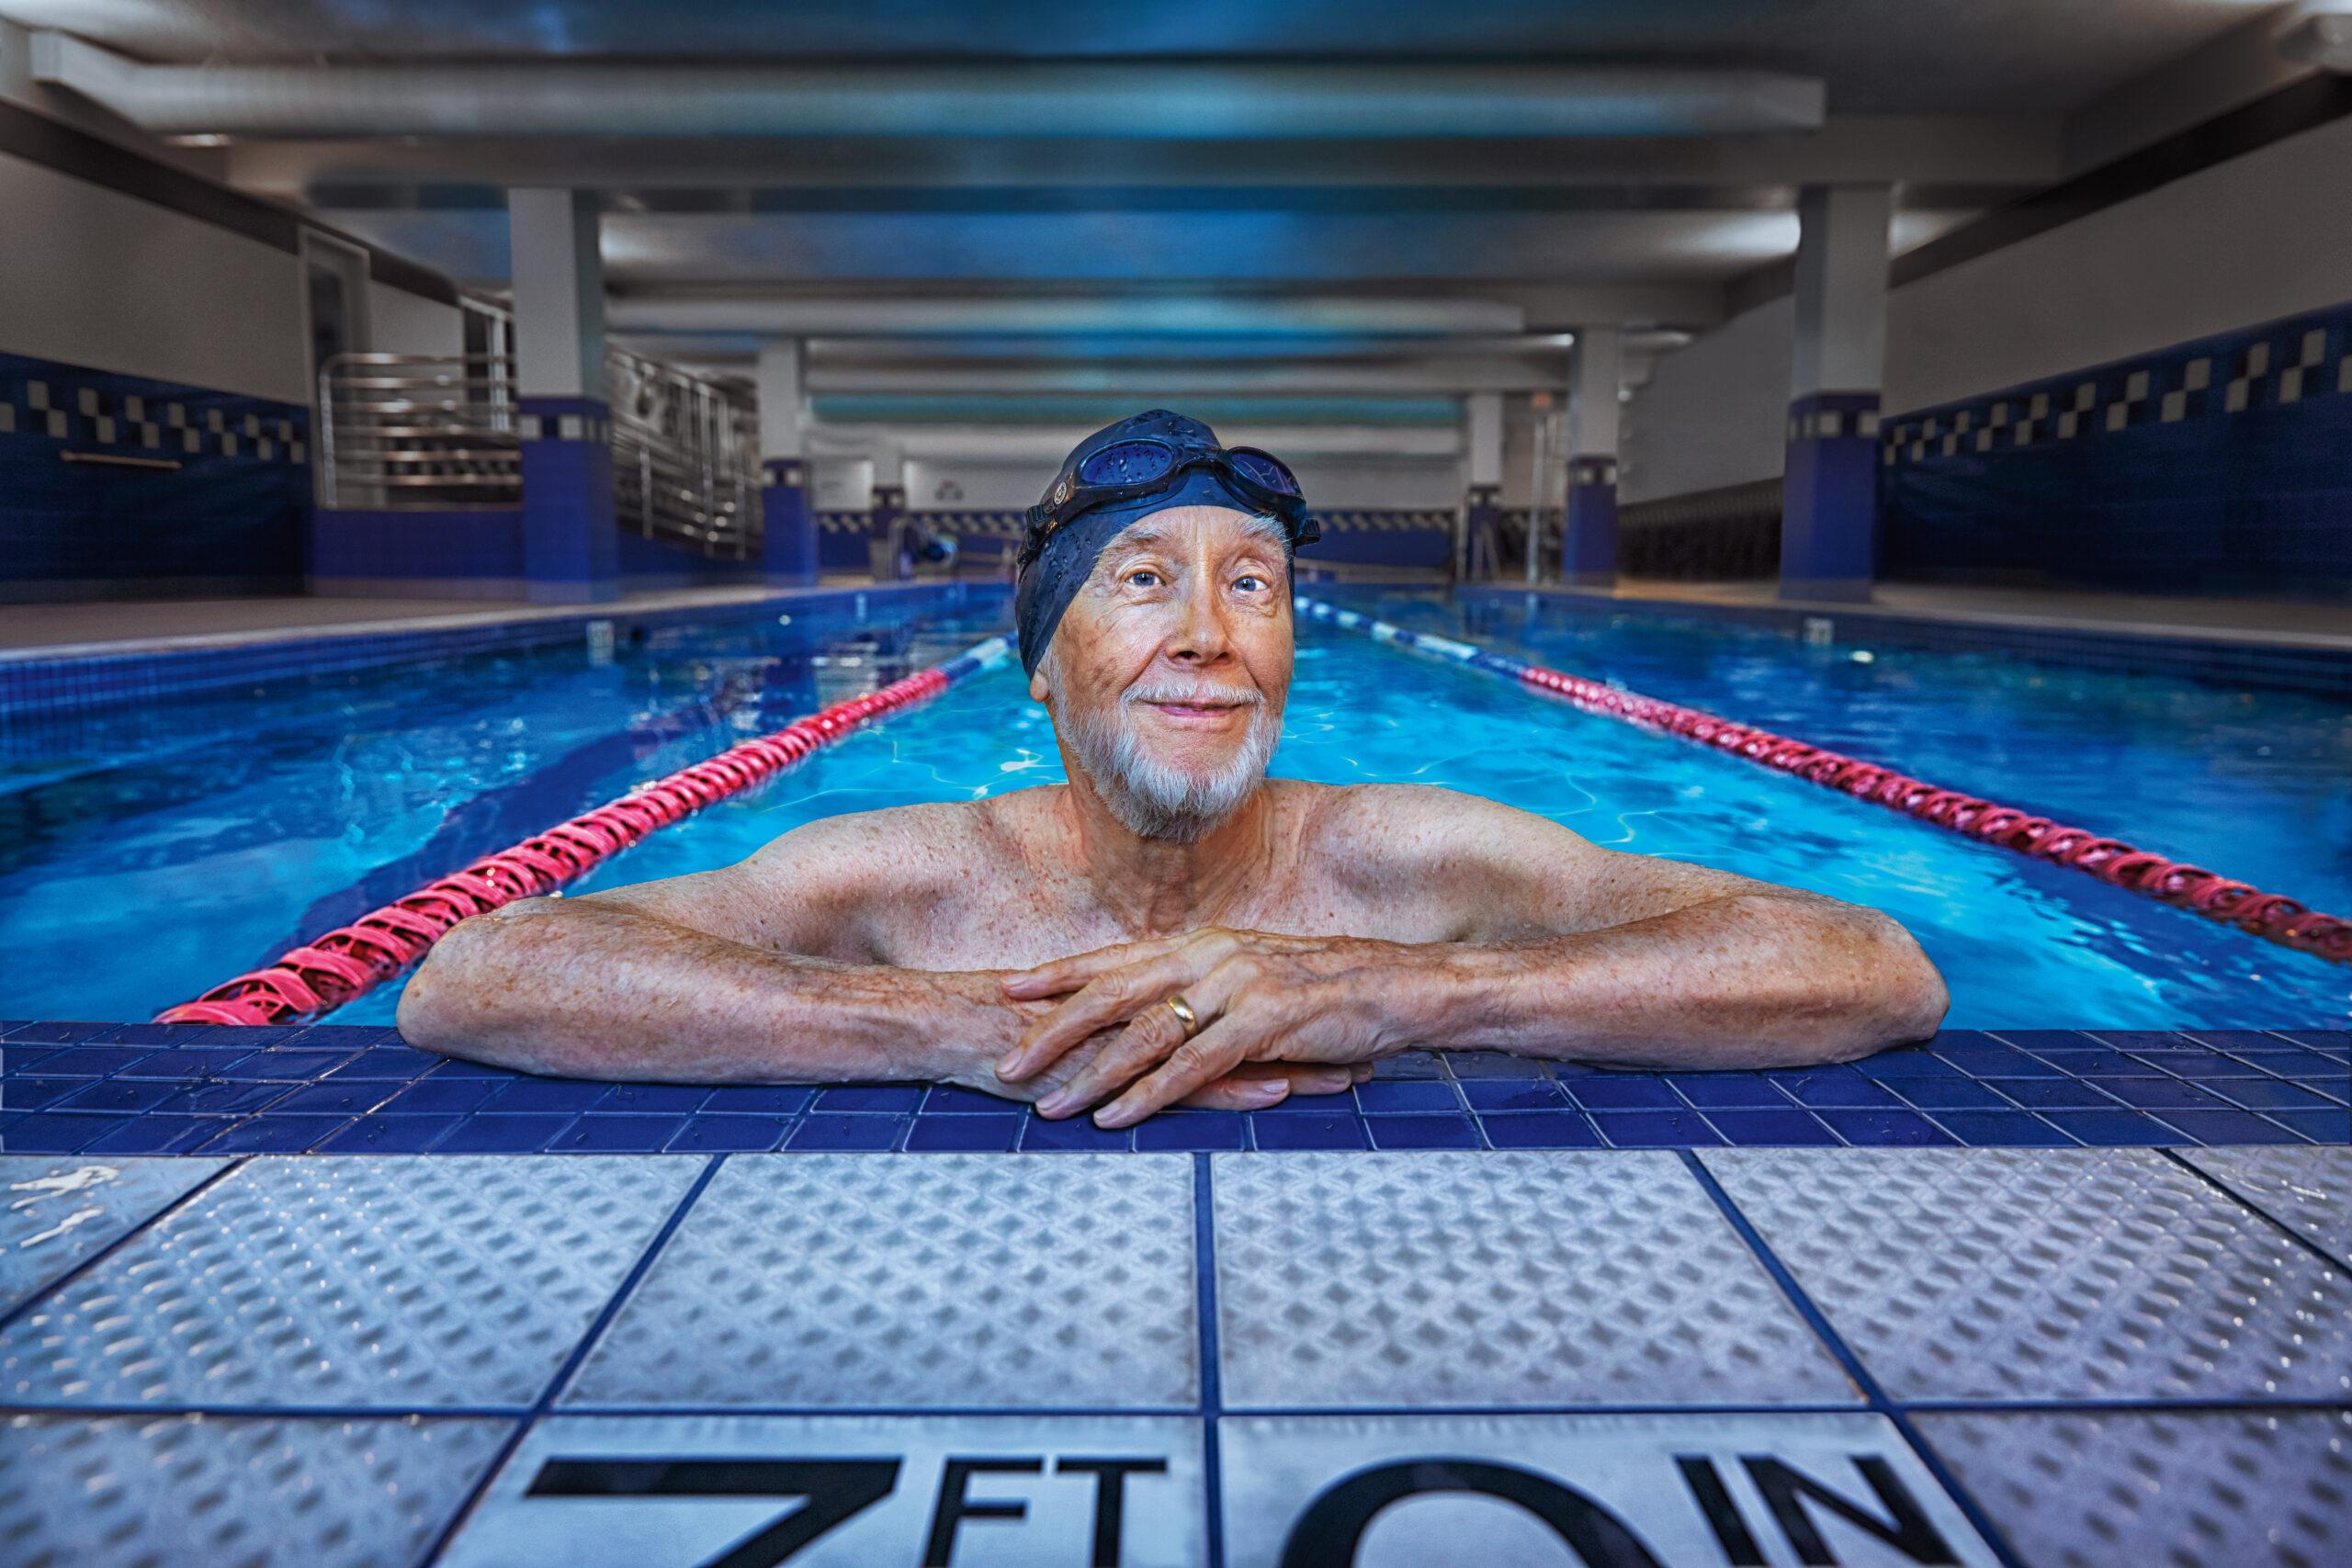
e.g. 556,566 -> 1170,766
0,586 -> 2344,1029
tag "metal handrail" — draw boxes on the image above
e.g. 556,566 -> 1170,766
317,345 -> 762,554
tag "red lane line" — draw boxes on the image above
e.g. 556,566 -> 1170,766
156,665 -> 958,1027
1506,661 -> 2351,967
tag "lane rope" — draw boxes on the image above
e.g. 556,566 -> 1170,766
1296,596 -> 2351,967
157,634 -> 1014,1026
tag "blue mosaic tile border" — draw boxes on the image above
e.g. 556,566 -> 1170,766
1459,584 -> 2352,699
0,581 -> 1004,721
3,1022 -> 2341,1156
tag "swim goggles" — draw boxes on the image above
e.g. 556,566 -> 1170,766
1019,437 -> 1318,567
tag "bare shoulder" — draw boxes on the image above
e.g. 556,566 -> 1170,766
738,797 -> 1007,891
1288,782 -> 1600,894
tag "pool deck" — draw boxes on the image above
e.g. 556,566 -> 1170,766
2,1022 -> 2345,1565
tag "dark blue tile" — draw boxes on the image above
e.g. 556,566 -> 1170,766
272,1081 -> 404,1116
2273,1030 -> 2349,1054
52,1078 -> 179,1114
1565,1077 -> 1681,1111
0,1077 -> 84,1109
96,1022 -> 243,1046
1930,1111 -> 2076,1147
0,1112 -> 127,1152
116,1047 -> 259,1080
1815,1110 -> 1954,1146
322,1047 -> 444,1081
2210,1078 -> 2338,1112
2033,1050 -> 2160,1077
216,1050 -> 356,1081
1989,1030 -> 2094,1051
815,1086 -> 923,1113
486,1079 -> 612,1113
1250,1111 -> 1370,1150
321,1115 -> 459,1154
2152,1110 -> 2305,1145
1889,1078 -> 2010,1111
2041,1110 -> 2169,1146
1459,1079 -> 1567,1111
1591,1110 -> 1723,1147
551,1114 -> 691,1153
2084,1032 -> 2201,1052
1370,1051 -> 1444,1079
594,1084 -> 711,1114
1704,1109 -> 1839,1146
428,1058 -> 520,1079
1663,1074 -> 1787,1109
1996,1078 -> 2124,1111
786,1113 -> 907,1151
921,1087 -> 1023,1114
908,1114 -> 1023,1152
197,1116 -> 350,1154
1,1021 -> 117,1044
1960,1052 -> 2066,1079
1855,1048 -> 1968,1080
1444,1052 -> 1549,1079
1355,1080 -> 1462,1113
382,1077 -> 503,1114
17,1046 -> 154,1077
2148,1052 -> 2273,1080
278,1025 -> 399,1047
158,1080 -> 294,1115
1770,1067 -> 1904,1109
1136,1111 -> 1245,1152
2093,1077 -> 2230,1111
2267,1109 -> 2347,1143
1021,1115 -> 1134,1152
668,1115 -> 792,1153
1366,1113 -> 1481,1150
432,1114 -> 578,1154
701,1086 -> 815,1115
81,1114 -> 224,1155
1917,1030 -> 2004,1055
1479,1111 -> 1601,1148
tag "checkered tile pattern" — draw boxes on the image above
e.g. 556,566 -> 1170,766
4,357 -> 308,468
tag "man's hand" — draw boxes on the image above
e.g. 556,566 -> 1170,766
993,928 -> 1424,1126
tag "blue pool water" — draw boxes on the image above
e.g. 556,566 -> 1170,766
0,586 -> 2344,1029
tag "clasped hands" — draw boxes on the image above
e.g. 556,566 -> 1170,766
990,927 -> 1429,1128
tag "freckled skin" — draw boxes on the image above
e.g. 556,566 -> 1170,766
400,505 -> 1949,1120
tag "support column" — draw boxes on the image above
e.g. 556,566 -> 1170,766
1462,390 -> 1503,581
1561,325 -> 1622,588
1781,184 -> 1891,602
510,187 -> 616,604
755,339 -> 817,586
867,446 -> 909,582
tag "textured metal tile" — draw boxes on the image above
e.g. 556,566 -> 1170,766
1703,1148 -> 2352,1402
563,1153 -> 1198,1409
1220,1412 -> 1998,1568
1210,1151 -> 1854,1409
1916,1410 -> 2352,1568
0,1411 -> 513,1568
2182,1146 -> 2352,1266
0,1154 -> 700,1408
0,1156 -> 228,1314
438,1413 -> 1205,1566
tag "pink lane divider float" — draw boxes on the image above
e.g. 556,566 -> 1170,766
158,634 -> 1011,1027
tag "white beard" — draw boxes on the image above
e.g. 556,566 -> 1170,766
1051,671 -> 1282,843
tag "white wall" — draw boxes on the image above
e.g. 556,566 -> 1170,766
368,280 -> 465,360
1620,297 -> 1792,502
0,150 -> 310,402
895,452 -> 1461,513
1622,111 -> 2352,500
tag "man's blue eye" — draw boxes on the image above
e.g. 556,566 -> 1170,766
1235,575 -> 1264,591
1129,570 -> 1159,586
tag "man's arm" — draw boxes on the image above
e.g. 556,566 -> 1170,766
997,785 -> 1949,1123
396,806 -> 1360,1107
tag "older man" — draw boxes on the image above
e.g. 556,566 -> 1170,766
399,409 -> 1947,1125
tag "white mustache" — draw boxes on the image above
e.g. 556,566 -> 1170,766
1124,682 -> 1263,708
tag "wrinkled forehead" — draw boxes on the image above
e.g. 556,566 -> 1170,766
1090,506 -> 1290,577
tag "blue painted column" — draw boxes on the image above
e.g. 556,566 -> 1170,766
1561,456 -> 1619,586
1781,390 -> 1883,600
761,457 -> 818,585
1781,184 -> 1892,603
519,396 -> 617,604
1559,325 -> 1623,588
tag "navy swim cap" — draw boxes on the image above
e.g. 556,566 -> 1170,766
1014,409 -> 1310,677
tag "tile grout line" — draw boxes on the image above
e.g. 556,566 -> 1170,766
418,1151 -> 729,1568
1194,1150 -> 1227,1568
1676,1150 -> 2034,1568
0,1156 -> 249,1338
2156,1146 -> 2352,1273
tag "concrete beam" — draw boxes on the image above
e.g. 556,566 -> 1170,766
608,293 -> 1527,337
805,422 -> 1461,461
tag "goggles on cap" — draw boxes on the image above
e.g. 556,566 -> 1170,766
1018,437 -> 1317,569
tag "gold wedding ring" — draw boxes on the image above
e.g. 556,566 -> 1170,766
1163,994 -> 1200,1036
